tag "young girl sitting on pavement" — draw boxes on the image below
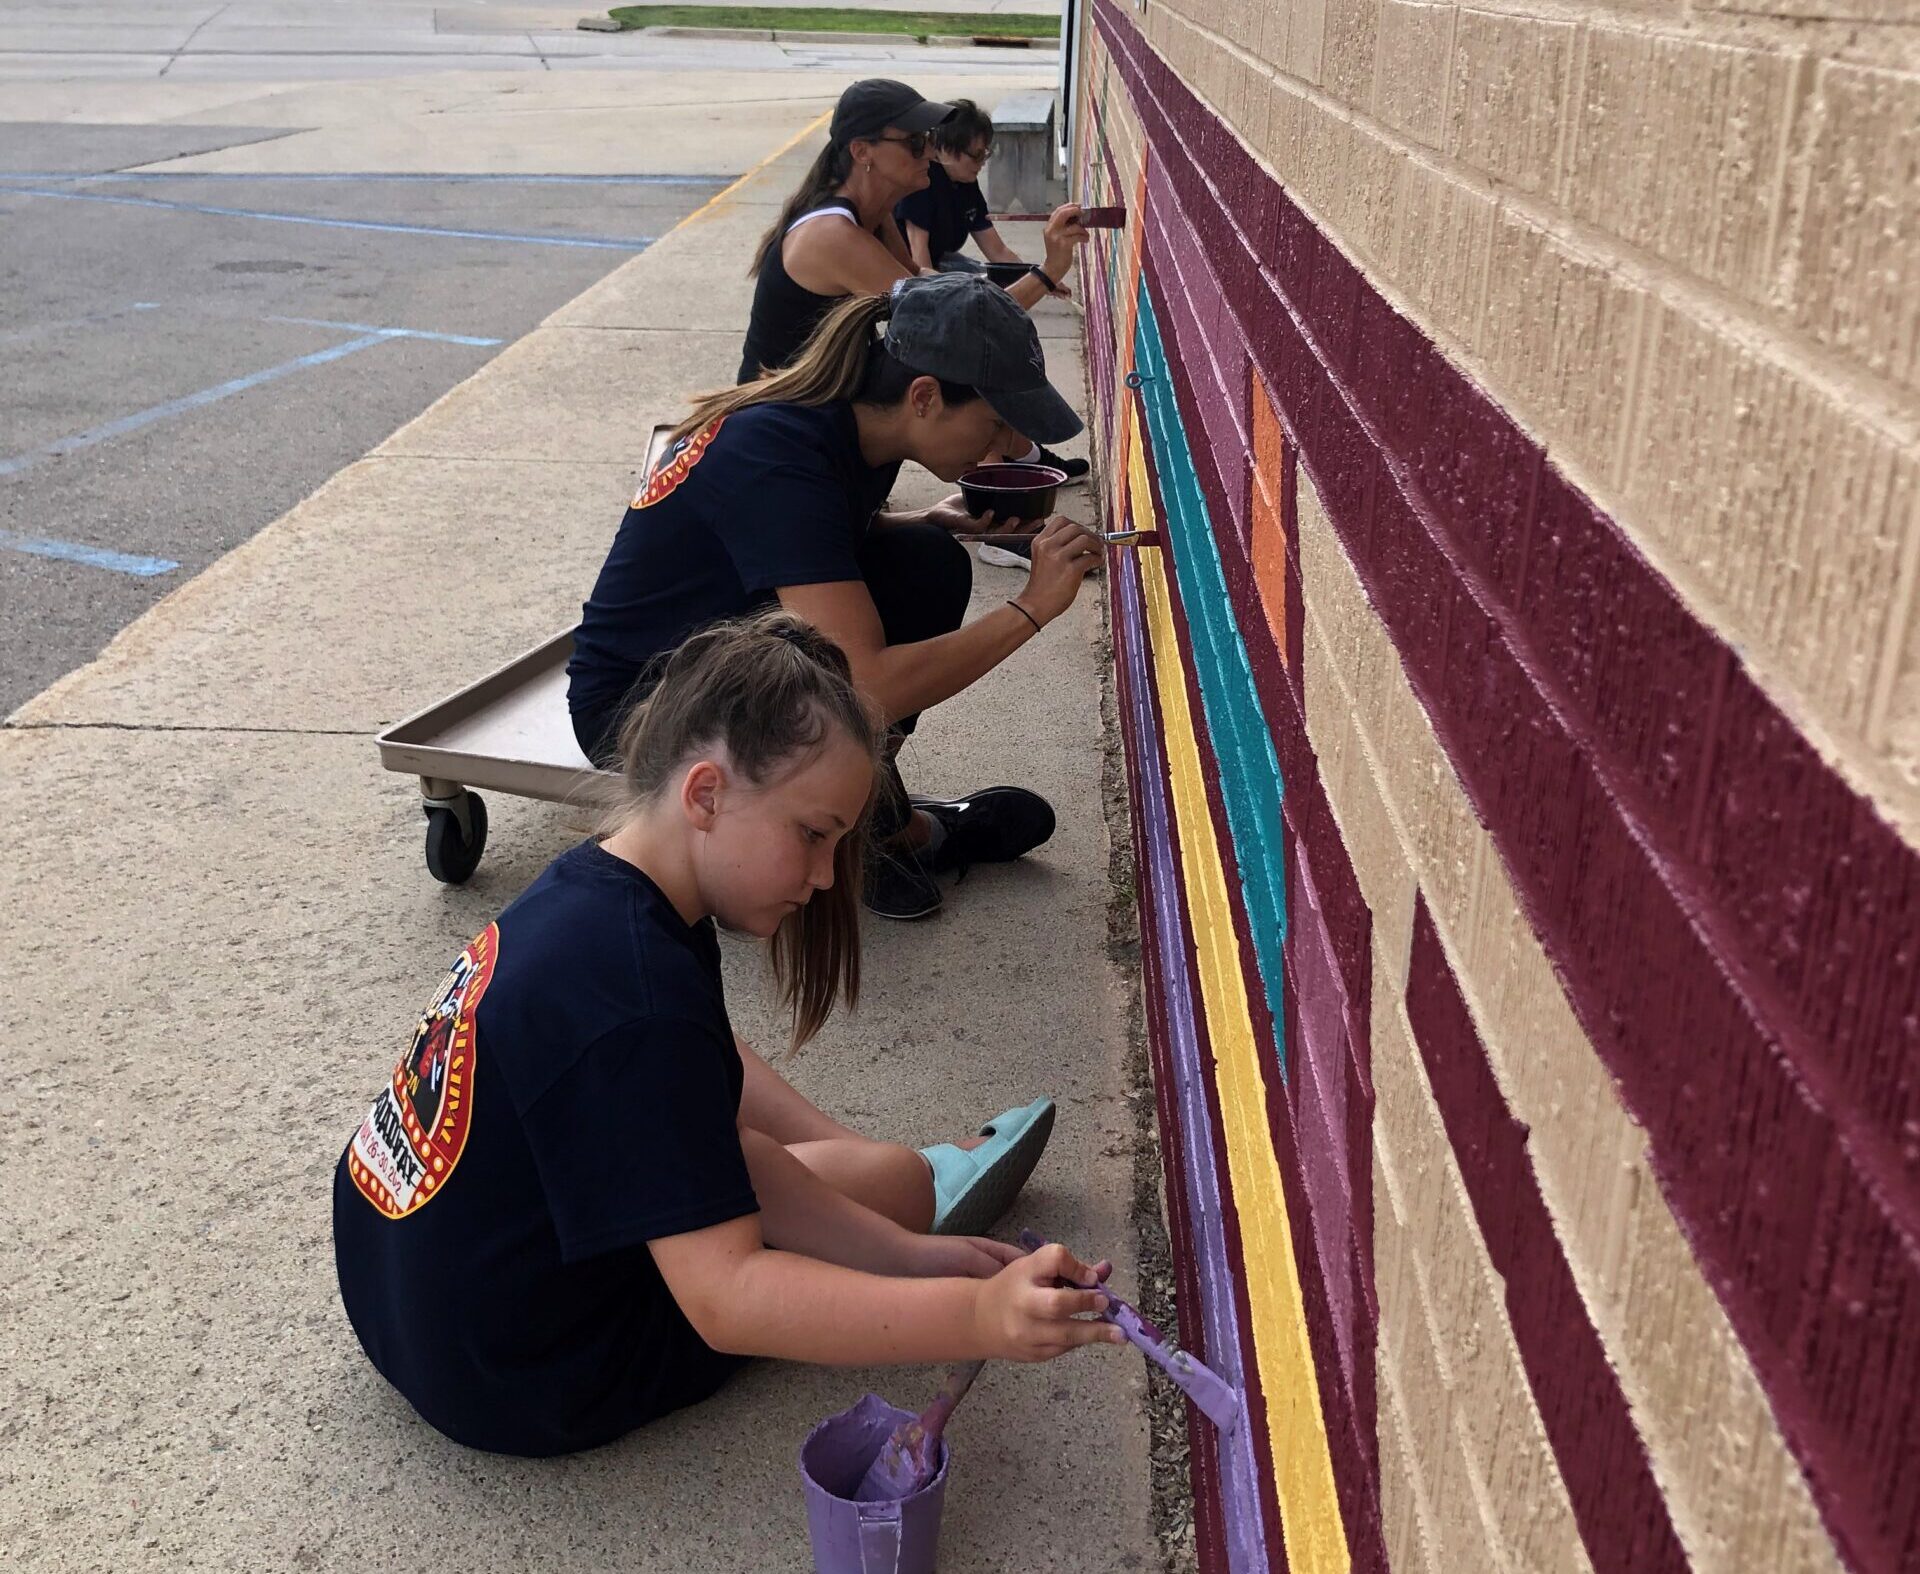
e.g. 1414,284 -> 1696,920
333,613 -> 1119,1457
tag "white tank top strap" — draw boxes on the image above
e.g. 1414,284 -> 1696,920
785,203 -> 859,236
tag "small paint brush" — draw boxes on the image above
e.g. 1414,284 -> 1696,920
991,206 -> 1128,228
852,1359 -> 984,1503
957,531 -> 1142,546
1019,1230 -> 1240,1431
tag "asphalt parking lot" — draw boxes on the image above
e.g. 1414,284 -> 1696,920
0,120 -> 725,714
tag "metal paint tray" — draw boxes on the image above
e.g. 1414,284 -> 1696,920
374,422 -> 675,884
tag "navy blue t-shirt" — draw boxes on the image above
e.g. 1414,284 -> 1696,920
332,842 -> 758,1456
894,163 -> 992,262
566,400 -> 900,758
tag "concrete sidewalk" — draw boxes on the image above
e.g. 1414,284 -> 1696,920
0,91 -> 1155,1574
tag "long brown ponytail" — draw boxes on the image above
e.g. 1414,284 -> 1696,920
611,611 -> 882,1047
750,140 -> 854,278
671,292 -> 982,444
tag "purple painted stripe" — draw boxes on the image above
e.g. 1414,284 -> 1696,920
1404,897 -> 1690,1571
1094,8 -> 1920,1564
1112,543 -> 1278,1573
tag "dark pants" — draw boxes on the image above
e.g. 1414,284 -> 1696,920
574,522 -> 973,838
860,522 -> 974,839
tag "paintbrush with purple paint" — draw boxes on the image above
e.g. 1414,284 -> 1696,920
1019,1230 -> 1240,1431
852,1359 -> 985,1503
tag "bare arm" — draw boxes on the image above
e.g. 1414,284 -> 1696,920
776,516 -> 1101,722
778,580 -> 1039,723
903,219 -> 936,274
973,224 -> 1023,265
648,1146 -> 1118,1364
783,215 -> 913,298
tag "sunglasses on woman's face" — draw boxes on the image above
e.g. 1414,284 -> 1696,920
874,132 -> 930,157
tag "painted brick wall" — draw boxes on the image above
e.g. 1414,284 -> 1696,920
1073,3 -> 1920,1571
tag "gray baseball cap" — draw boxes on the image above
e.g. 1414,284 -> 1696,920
884,272 -> 1083,445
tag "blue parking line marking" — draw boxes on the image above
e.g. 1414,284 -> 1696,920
2,187 -> 657,250
265,315 -> 503,347
0,528 -> 179,578
0,173 -> 722,187
0,332 -> 390,481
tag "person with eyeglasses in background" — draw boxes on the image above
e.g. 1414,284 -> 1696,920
894,101 -> 1031,284
740,80 -> 1089,480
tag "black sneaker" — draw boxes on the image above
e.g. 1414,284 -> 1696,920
915,787 -> 1057,875
863,845 -> 943,920
1034,446 -> 1091,484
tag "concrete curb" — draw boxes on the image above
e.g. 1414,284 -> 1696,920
595,19 -> 1056,46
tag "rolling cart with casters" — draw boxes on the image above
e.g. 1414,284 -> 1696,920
374,424 -> 676,885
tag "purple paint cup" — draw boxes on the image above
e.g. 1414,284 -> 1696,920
799,1394 -> 951,1574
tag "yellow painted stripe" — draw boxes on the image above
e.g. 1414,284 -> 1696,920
1125,396 -> 1155,539
1137,545 -> 1350,1574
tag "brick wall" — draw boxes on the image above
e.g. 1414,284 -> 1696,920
1075,2 -> 1919,1570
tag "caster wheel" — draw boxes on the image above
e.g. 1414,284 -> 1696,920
424,793 -> 488,885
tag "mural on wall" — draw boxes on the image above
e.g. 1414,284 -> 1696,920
1075,4 -> 1920,1573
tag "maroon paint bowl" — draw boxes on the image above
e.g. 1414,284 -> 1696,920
958,462 -> 1067,521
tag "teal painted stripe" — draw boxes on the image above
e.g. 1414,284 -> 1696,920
1132,275 -> 1293,1076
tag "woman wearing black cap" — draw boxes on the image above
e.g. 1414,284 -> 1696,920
740,79 -> 1088,479
569,273 -> 1104,921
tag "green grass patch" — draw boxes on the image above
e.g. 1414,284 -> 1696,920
606,5 -> 1059,38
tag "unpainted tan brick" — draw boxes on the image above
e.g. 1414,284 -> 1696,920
1265,70 -> 1305,188
1373,0 -> 1455,148
1258,0 -> 1292,77
1321,0 -> 1382,109
1567,27 -> 1803,301
1240,57 -> 1274,159
1373,1013 -> 1583,1571
1386,153 -> 1496,351
1702,0 -> 1919,16
1476,207 -> 1649,489
1378,1367 -> 1442,1573
1287,0 -> 1328,83
1870,494 -> 1920,806
1623,297 -> 1916,742
1303,602 -> 1420,986
1447,8 -> 1576,198
1778,61 -> 1920,393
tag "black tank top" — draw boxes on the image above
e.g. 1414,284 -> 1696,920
737,198 -> 873,384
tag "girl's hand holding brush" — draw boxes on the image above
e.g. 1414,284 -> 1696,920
973,1243 -> 1125,1361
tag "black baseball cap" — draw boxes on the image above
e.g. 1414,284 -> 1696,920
831,79 -> 955,145
884,272 -> 1083,445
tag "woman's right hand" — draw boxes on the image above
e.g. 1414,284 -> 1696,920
974,1243 -> 1126,1361
1015,515 -> 1103,626
1041,202 -> 1088,285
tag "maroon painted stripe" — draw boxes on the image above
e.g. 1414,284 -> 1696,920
1095,7 -> 1920,1564
1404,897 -> 1690,1571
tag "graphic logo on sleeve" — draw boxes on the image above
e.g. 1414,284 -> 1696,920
632,417 -> 725,509
347,924 -> 498,1220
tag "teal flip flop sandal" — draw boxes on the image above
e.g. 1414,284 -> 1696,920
921,1097 -> 1057,1237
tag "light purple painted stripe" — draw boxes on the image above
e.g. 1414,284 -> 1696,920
1115,546 -> 1273,1573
